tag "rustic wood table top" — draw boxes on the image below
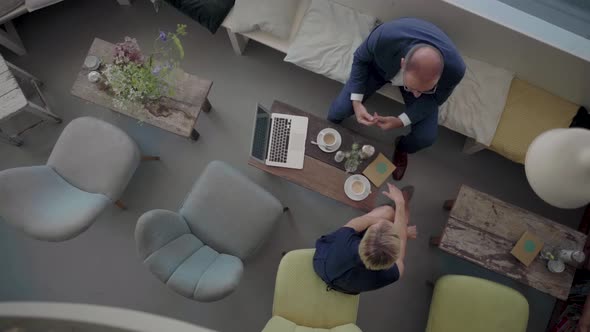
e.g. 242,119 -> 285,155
71,38 -> 213,138
439,185 -> 587,300
248,101 -> 395,212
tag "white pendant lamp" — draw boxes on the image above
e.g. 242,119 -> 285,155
525,128 -> 590,209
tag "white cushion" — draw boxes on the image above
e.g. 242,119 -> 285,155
223,0 -> 299,40
284,0 -> 377,83
438,56 -> 514,146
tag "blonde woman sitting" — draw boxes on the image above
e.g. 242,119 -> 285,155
313,183 -> 416,294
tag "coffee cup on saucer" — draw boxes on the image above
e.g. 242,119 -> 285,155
313,128 -> 342,153
344,174 -> 371,201
350,179 -> 367,195
319,131 -> 337,149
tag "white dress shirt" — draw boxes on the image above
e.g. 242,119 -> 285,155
350,70 -> 412,127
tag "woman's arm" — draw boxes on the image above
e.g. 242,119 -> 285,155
344,215 -> 383,233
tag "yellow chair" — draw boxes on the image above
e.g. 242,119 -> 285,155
262,249 -> 361,332
425,275 -> 529,332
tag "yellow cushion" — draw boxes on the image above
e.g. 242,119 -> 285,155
262,316 -> 362,332
490,78 -> 579,163
272,249 -> 360,329
425,275 -> 529,332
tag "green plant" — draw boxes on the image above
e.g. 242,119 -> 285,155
101,24 -> 188,112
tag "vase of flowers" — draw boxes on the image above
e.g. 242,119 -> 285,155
100,24 -> 187,113
343,143 -> 363,173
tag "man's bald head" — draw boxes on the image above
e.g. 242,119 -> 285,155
402,44 -> 444,95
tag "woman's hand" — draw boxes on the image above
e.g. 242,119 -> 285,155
382,183 -> 405,205
407,225 -> 417,240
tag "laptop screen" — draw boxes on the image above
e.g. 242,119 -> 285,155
251,105 -> 271,161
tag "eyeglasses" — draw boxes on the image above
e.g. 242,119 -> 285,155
403,85 -> 437,95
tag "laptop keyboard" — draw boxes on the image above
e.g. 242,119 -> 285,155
268,118 -> 292,163
252,115 -> 270,160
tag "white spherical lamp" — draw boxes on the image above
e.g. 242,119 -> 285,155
525,128 -> 590,209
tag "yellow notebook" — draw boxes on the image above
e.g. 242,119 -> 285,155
362,153 -> 396,187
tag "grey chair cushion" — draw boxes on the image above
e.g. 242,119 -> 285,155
0,165 -> 110,241
47,117 -> 140,200
179,160 -> 283,260
135,209 -> 243,302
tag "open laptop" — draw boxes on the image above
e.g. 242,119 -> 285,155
251,104 -> 309,169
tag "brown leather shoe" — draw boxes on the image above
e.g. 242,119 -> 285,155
392,149 -> 408,181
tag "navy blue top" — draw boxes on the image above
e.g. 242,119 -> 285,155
313,227 -> 400,295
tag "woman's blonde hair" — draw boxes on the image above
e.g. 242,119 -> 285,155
358,221 -> 401,270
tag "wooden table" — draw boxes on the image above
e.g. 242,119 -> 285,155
249,101 -> 395,212
71,38 -> 213,140
431,185 -> 587,300
0,54 -> 62,146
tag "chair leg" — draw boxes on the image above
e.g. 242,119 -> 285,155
0,128 -> 23,146
114,200 -> 128,210
141,155 -> 160,161
24,101 -> 62,123
283,207 -> 289,213
0,22 -> 26,55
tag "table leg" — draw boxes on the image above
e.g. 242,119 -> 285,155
443,199 -> 455,211
190,129 -> 200,141
429,236 -> 441,246
202,98 -> 212,113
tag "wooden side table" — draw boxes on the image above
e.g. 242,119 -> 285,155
431,185 -> 587,300
71,38 -> 213,141
0,55 -> 61,146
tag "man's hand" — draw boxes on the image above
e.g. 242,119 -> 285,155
374,113 -> 404,130
407,225 -> 417,240
352,101 -> 377,126
382,183 -> 405,205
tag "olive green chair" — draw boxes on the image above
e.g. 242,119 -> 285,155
262,249 -> 361,332
426,275 -> 529,332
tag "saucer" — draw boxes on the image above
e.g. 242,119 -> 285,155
344,174 -> 371,201
317,128 -> 342,153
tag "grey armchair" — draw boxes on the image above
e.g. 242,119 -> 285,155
0,117 -> 145,241
135,160 -> 285,302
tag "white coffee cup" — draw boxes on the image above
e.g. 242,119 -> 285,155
88,71 -> 101,83
350,180 -> 366,195
320,131 -> 337,148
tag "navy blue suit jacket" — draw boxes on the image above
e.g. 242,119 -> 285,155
350,18 -> 466,123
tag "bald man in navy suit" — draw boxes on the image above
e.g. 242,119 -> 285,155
328,18 -> 465,180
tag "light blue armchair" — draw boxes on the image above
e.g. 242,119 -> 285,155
0,117 -> 143,241
135,160 -> 285,302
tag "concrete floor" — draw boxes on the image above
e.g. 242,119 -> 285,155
0,1 -> 585,331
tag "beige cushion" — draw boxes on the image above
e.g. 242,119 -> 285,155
489,78 -> 579,164
0,0 -> 24,16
